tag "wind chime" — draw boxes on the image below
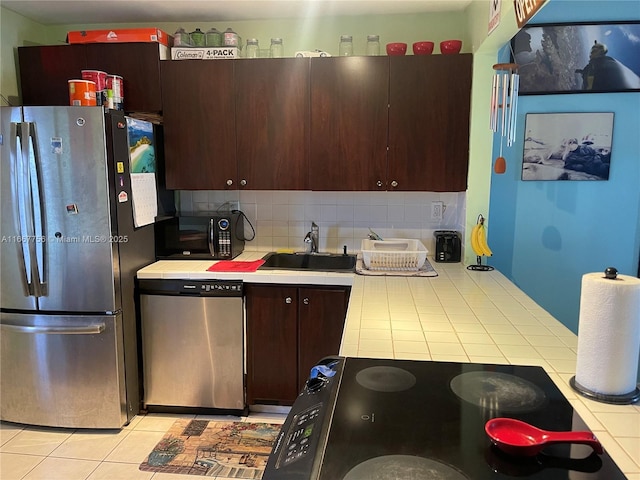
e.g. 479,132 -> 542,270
490,63 -> 519,174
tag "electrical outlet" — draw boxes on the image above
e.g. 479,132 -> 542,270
430,201 -> 444,221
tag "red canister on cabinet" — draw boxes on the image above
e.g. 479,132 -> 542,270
81,70 -> 107,105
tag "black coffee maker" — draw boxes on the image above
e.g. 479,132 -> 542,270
434,230 -> 461,263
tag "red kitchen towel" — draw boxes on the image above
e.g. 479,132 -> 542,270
207,259 -> 265,272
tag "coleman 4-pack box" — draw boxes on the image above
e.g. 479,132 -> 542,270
171,47 -> 239,60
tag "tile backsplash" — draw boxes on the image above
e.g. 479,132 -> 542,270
177,190 -> 466,254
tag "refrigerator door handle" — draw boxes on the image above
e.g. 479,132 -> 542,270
0,322 -> 106,335
17,122 -> 46,298
26,122 -> 47,296
208,218 -> 216,256
13,122 -> 35,296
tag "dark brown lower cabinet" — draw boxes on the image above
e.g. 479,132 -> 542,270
245,284 -> 350,406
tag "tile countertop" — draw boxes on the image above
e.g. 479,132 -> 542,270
137,253 -> 640,477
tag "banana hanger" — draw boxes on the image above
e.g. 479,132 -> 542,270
467,214 -> 495,271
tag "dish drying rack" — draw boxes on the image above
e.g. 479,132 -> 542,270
361,238 -> 428,271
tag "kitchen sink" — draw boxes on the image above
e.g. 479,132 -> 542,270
260,252 -> 357,272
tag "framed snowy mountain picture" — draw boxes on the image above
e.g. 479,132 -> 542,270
521,112 -> 614,181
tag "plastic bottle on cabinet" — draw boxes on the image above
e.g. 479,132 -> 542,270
173,28 -> 191,47
223,27 -> 240,47
270,38 -> 284,58
339,35 -> 353,56
205,27 -> 223,47
190,28 -> 205,47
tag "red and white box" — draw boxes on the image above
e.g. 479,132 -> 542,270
67,28 -> 172,47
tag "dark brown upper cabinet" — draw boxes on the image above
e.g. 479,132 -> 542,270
85,43 -> 165,113
161,58 -> 309,191
161,60 -> 237,190
309,57 -> 389,191
235,58 -> 310,190
308,54 -> 472,192
18,45 -> 86,107
388,54 -> 472,192
157,54 -> 472,192
18,43 -> 165,113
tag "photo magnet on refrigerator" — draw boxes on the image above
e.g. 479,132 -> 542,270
51,137 -> 62,154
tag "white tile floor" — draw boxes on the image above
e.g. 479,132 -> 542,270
0,412 -> 287,480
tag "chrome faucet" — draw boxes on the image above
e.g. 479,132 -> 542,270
304,221 -> 319,254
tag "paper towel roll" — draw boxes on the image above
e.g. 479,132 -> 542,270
575,272 -> 640,396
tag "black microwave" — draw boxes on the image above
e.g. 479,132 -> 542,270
155,212 -> 245,260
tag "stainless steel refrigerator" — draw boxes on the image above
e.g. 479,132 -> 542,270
0,106 -> 156,428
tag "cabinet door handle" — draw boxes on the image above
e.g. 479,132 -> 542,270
240,179 -> 247,186
391,180 -> 398,188
285,297 -> 292,304
226,179 -> 233,186
303,297 -> 309,305
376,180 -> 383,187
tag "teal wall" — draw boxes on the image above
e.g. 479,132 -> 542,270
488,0 -> 640,334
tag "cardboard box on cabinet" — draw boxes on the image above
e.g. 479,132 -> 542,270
67,28 -> 172,47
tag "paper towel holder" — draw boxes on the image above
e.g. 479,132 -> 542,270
569,377 -> 640,405
570,266 -> 640,405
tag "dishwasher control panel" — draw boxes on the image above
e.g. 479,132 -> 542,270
138,279 -> 243,297
191,281 -> 242,296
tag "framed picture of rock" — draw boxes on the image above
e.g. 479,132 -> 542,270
512,22 -> 640,94
521,112 -> 614,181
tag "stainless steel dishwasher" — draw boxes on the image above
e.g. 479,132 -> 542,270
138,279 -> 245,413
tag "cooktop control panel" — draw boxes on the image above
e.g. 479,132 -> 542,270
264,357 -> 343,480
276,404 -> 322,468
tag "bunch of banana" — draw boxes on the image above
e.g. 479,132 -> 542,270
470,215 -> 493,257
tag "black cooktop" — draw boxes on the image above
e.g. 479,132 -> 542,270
264,357 -> 627,480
